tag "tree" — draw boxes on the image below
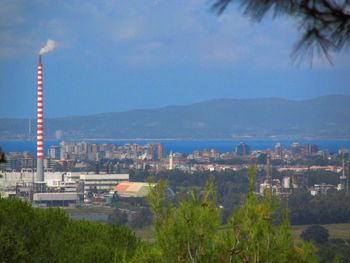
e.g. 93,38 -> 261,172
212,0 -> 350,64
318,239 -> 350,263
288,191 -> 350,225
145,177 -> 221,262
301,224 -> 329,244
108,208 -> 128,225
0,147 -> 5,163
0,197 -> 139,263
137,166 -> 317,262
130,207 -> 153,229
221,166 -> 317,262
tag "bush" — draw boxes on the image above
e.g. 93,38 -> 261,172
0,198 -> 139,263
301,225 -> 329,244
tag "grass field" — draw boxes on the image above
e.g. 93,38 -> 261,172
292,223 -> 350,240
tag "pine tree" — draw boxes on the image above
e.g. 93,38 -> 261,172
139,166 -> 318,263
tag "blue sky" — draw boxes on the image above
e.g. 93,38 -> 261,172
1,0 -> 349,118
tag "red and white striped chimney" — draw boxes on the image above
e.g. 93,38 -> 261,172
36,55 -> 44,182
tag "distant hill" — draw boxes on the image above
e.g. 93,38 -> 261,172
1,95 -> 350,140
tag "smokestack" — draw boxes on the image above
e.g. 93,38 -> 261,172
36,39 -> 56,186
36,55 -> 44,182
36,39 -> 56,183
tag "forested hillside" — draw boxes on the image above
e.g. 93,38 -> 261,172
1,95 -> 350,139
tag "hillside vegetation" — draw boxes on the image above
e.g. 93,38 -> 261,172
1,95 -> 350,139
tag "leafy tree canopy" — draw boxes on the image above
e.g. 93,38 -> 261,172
301,224 -> 330,244
0,198 -> 139,263
135,166 -> 317,262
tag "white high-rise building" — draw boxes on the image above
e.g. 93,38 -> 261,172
168,151 -> 174,170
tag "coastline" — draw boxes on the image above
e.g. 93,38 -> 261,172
1,138 -> 350,155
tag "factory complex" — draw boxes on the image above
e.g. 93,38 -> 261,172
0,169 -> 154,207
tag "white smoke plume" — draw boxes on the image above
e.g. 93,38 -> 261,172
39,39 -> 56,55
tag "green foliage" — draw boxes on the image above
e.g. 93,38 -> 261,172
0,198 -> 34,263
138,166 -> 318,262
301,225 -> 329,244
108,208 -> 128,225
130,208 -> 153,229
318,239 -> 350,263
0,198 -> 139,263
145,177 -> 221,262
132,169 -> 249,225
288,191 -> 350,225
221,166 -> 317,263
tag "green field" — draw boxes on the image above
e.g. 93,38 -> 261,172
292,223 -> 350,240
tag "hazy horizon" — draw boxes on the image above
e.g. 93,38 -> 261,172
1,94 -> 349,119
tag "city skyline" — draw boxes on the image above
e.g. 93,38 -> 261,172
1,0 -> 350,118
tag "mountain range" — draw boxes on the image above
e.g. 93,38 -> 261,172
1,95 -> 350,140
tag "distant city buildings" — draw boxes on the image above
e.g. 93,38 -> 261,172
48,146 -> 60,160
168,151 -> 174,170
50,141 -> 164,162
1,141 -> 348,175
149,143 -> 163,161
291,143 -> 300,158
0,152 -> 36,170
274,143 -> 282,158
235,142 -> 250,156
301,143 -> 319,156
1,140 -> 349,207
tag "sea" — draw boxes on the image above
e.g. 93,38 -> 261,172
1,139 -> 350,154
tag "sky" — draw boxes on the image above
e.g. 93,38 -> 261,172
1,0 -> 350,118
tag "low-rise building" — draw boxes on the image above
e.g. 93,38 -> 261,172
114,182 -> 154,198
33,192 -> 79,207
79,173 -> 129,201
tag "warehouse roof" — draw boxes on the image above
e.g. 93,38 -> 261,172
114,182 -> 155,197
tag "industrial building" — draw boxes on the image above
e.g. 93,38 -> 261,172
310,184 -> 335,196
33,192 -> 79,207
114,182 -> 154,198
79,173 -> 129,201
0,169 -> 130,206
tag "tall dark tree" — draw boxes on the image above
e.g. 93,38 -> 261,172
212,0 -> 350,64
130,208 -> 153,229
0,147 -> 5,163
301,224 -> 329,244
108,208 -> 128,225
